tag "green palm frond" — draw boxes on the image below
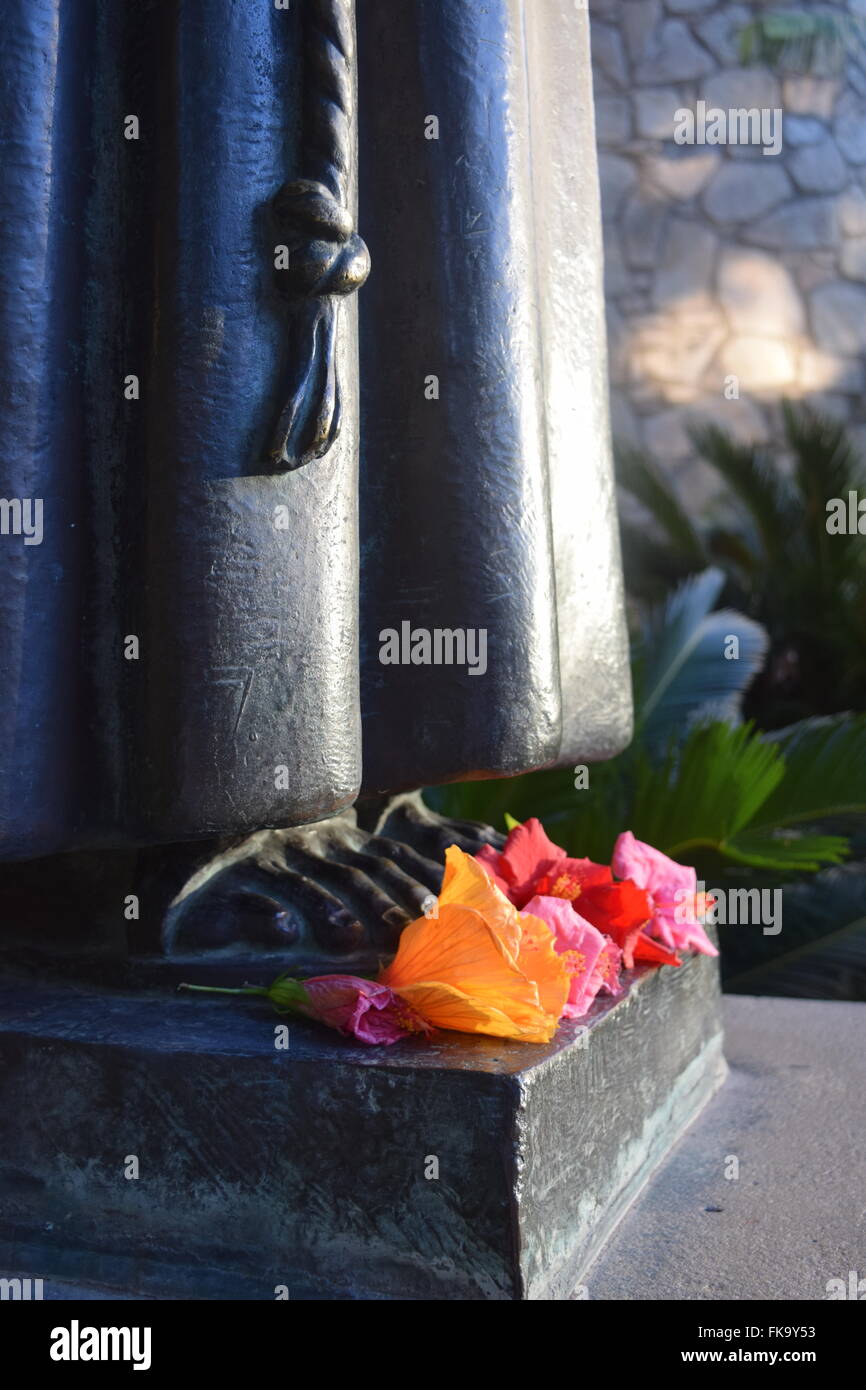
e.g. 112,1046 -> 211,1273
426,765 -> 578,834
704,524 -> 762,585
757,715 -> 866,827
426,576 -> 864,882
722,861 -> 866,998
733,915 -> 866,998
628,722 -> 785,859
615,443 -> 707,566
784,400 -> 865,509
781,402 -> 866,602
723,826 -> 849,872
614,405 -> 866,728
688,424 -> 795,566
618,520 -> 699,600
634,568 -> 768,750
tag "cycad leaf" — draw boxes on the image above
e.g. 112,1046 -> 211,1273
636,567 -> 724,720
689,424 -> 795,563
643,608 -> 768,751
783,399 -> 865,511
781,401 -> 866,597
426,766 -> 581,836
756,715 -> 866,828
615,444 -> 706,565
705,524 -> 762,584
629,722 -> 784,857
729,915 -> 866,999
723,860 -> 866,998
635,569 -> 769,749
546,760 -> 638,865
619,520 -> 698,599
723,827 -> 849,872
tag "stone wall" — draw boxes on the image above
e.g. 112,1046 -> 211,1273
589,0 -> 866,510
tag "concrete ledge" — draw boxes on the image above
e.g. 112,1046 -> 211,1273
0,952 -> 724,1300
587,995 -> 866,1301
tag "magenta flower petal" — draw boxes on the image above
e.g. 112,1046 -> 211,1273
475,817 -> 566,906
300,975 -> 433,1044
474,843 -> 513,898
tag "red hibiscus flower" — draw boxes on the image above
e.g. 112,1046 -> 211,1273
476,818 -> 680,970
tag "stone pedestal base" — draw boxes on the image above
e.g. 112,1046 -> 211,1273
0,952 -> 725,1300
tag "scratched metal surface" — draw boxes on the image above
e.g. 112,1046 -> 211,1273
357,0 -> 632,790
0,1 -> 361,856
0,0 -> 631,859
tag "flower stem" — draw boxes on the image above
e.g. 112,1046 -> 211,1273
177,983 -> 268,997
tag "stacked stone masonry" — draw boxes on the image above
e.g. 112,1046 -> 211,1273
590,0 -> 866,510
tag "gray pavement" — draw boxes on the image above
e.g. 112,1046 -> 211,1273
587,994 -> 866,1301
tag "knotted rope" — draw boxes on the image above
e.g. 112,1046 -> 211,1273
267,0 -> 370,470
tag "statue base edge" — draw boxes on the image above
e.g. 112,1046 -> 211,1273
0,954 -> 726,1300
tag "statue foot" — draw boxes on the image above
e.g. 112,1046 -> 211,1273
162,791 -> 504,979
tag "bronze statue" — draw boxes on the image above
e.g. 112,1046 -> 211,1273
0,0 -> 630,980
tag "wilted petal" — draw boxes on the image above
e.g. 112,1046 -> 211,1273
298,975 -> 433,1044
589,937 -> 624,998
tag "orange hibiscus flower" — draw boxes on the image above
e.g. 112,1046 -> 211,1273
379,847 -> 569,1042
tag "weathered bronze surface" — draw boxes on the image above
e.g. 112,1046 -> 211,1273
0,948 -> 725,1299
266,0 -> 370,468
0,0 -> 630,967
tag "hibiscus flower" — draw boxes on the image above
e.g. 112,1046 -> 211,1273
588,936 -> 624,1000
379,846 -> 570,1042
476,818 -> 676,970
179,973 -> 433,1045
522,894 -> 609,1019
612,832 -> 718,958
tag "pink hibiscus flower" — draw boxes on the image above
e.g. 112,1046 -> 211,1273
294,975 -> 435,1044
588,936 -> 624,999
523,894 -> 611,1020
476,818 -> 679,970
612,832 -> 718,958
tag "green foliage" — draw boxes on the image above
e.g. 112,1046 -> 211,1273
427,569 -> 866,876
634,568 -> 768,752
617,444 -> 707,577
759,716 -> 866,827
629,723 -> 785,860
739,10 -> 866,74
426,563 -> 866,997
617,403 -> 866,727
721,863 -> 866,1000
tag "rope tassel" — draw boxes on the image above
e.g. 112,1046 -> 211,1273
266,0 -> 369,470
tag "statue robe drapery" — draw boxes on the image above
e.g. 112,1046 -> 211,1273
0,0 -> 630,860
